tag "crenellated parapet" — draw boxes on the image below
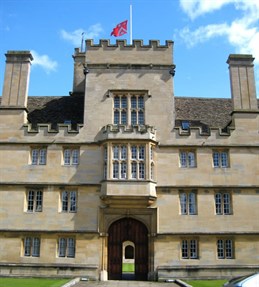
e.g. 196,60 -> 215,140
23,123 -> 83,135
175,125 -> 235,137
85,39 -> 173,49
83,39 -> 174,66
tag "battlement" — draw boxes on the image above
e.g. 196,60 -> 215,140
23,123 -> 83,135
85,39 -> 173,49
78,39 -> 174,65
175,125 -> 235,137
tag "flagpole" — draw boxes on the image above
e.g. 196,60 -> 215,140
130,4 -> 132,44
81,32 -> 85,52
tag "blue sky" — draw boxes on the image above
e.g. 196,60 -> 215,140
0,0 -> 259,98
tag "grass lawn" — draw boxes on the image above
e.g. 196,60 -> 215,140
122,262 -> 135,272
0,277 -> 70,287
186,280 -> 227,287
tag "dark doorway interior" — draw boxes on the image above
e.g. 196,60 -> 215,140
108,217 -> 148,280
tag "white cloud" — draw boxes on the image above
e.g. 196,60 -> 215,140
178,0 -> 259,63
60,24 -> 103,46
179,23 -> 228,47
180,0 -> 234,20
31,50 -> 58,73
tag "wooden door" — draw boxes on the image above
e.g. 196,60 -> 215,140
108,217 -> 148,280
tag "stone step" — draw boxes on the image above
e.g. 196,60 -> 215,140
72,280 -> 187,287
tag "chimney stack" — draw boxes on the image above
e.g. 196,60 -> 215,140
1,51 -> 33,108
227,54 -> 258,111
0,51 -> 33,128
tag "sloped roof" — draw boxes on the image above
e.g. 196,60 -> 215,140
25,95 -> 233,128
26,95 -> 84,128
1,95 -> 257,128
174,97 -> 233,128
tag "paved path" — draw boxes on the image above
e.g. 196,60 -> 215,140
73,280 -> 185,287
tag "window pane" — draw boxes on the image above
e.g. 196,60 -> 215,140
64,149 -> 71,165
104,162 -> 107,179
217,240 -> 224,259
113,161 -> 119,178
121,110 -> 127,125
138,96 -> 144,108
182,121 -> 190,130
190,240 -> 197,258
221,152 -> 228,167
131,146 -> 137,159
36,191 -> 42,212
131,111 -> 137,125
121,162 -> 127,179
150,146 -> 153,160
59,238 -> 66,257
189,193 -> 196,214
114,110 -> 120,124
180,152 -> 187,167
213,152 -> 220,167
188,152 -> 196,167
131,162 -> 137,179
72,149 -> 79,165
113,146 -> 119,159
67,238 -> 75,258
215,193 -> 222,214
39,149 -> 46,165
70,191 -> 77,212
62,191 -> 68,212
180,193 -> 187,214
114,96 -> 120,108
139,162 -> 145,179
24,237 -> 31,256
31,149 -> 38,165
32,238 -> 40,257
121,146 -> 127,160
27,191 -> 34,212
225,240 -> 233,258
182,240 -> 188,258
139,146 -> 145,160
131,96 -> 137,108
223,193 -> 231,214
121,96 -> 127,108
138,110 -> 144,125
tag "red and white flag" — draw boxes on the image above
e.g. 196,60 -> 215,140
110,20 -> 128,37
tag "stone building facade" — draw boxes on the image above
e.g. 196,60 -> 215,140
0,40 -> 258,281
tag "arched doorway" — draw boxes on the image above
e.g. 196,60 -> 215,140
108,217 -> 148,280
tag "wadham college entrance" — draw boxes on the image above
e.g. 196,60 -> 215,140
108,218 -> 148,280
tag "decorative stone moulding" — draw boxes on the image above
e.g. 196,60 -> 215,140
86,63 -> 176,71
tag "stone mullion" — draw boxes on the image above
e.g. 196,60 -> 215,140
127,93 -> 131,125
107,143 -> 112,180
145,143 -> 150,180
127,144 -> 131,180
